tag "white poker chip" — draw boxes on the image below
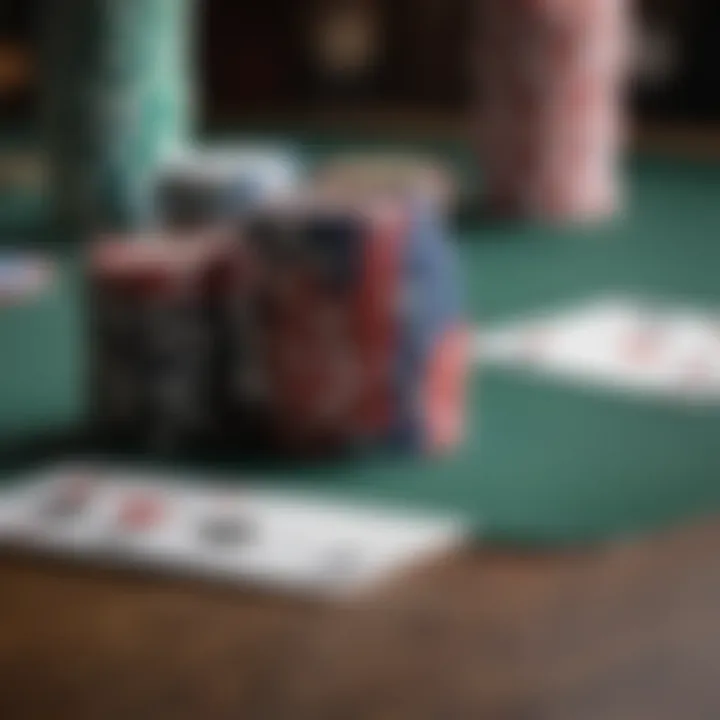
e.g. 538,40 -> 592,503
154,145 -> 303,230
159,144 -> 302,197
314,154 -> 458,210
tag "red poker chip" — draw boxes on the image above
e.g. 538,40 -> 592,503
476,0 -> 627,222
91,235 -> 229,299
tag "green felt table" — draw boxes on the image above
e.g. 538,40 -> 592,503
2,130 -> 720,545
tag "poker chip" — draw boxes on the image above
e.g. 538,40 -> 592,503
155,146 -> 301,230
313,154 -> 458,211
477,0 -> 630,223
42,0 -> 193,230
89,235 -> 233,452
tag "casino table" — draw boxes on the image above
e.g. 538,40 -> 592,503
2,128 -> 720,546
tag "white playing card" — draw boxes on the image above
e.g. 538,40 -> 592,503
477,295 -> 720,403
0,463 -> 467,599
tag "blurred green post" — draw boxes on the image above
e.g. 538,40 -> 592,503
42,0 -> 195,234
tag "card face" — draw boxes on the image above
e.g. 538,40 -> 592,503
0,464 -> 467,598
476,295 -> 720,403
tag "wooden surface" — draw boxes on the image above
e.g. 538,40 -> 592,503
2,518 -> 720,719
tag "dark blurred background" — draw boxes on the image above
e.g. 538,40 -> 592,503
1,0 -> 719,128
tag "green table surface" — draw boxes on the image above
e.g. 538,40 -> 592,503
2,130 -> 720,545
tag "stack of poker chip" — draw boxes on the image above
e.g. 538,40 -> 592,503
42,0 -> 195,232
477,0 -> 631,222
88,191 -> 469,458
234,193 -> 469,456
245,198 -> 465,451
88,234 -> 227,454
154,146 -> 302,231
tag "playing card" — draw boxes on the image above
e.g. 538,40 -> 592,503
477,295 -> 720,403
0,463 -> 467,599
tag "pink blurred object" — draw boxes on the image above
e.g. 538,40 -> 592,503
477,0 -> 632,223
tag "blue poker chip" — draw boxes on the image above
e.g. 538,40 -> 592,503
154,145 -> 303,229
